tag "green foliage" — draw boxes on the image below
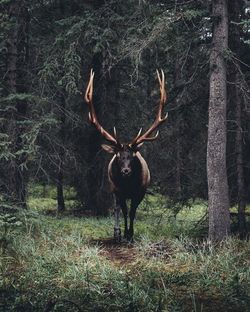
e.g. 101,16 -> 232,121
0,93 -> 39,103
1,179 -> 250,310
0,201 -> 249,311
60,42 -> 81,95
182,9 -> 208,20
0,213 -> 22,250
1,0 -> 249,214
28,183 -> 76,200
0,0 -> 249,308
0,6 -> 250,312
0,202 -> 40,258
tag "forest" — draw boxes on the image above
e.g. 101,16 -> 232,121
0,0 -> 250,311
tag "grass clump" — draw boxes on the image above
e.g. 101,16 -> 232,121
1,189 -> 249,311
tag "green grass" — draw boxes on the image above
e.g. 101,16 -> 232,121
0,190 -> 249,311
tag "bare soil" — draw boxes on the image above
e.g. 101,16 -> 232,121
90,238 -> 137,265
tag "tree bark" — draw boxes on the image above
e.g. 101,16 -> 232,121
228,0 -> 246,237
85,54 -> 113,216
57,170 -> 65,213
57,92 -> 66,213
173,60 -> 182,199
207,0 -> 230,241
235,72 -> 246,238
55,0 -> 68,213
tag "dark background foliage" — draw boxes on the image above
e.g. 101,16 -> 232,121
0,0 -> 249,218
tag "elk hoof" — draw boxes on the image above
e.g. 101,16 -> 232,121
126,233 -> 134,243
127,230 -> 134,243
124,230 -> 129,239
114,228 -> 121,243
127,236 -> 134,243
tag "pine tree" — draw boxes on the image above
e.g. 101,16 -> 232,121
207,0 -> 230,241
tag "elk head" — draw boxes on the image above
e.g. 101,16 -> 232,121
84,69 -> 168,176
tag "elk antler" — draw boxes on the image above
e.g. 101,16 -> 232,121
130,69 -> 168,147
84,69 -> 119,146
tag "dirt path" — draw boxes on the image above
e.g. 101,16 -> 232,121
90,238 -> 137,266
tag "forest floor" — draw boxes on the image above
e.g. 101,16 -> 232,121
1,187 -> 250,311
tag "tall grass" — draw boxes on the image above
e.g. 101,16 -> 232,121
0,190 -> 249,311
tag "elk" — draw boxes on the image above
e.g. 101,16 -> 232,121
84,69 -> 168,242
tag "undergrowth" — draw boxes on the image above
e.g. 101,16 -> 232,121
0,190 -> 249,311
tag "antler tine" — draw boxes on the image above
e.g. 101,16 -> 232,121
113,127 -> 118,140
84,69 -> 93,103
129,128 -> 142,147
84,69 -> 118,146
156,69 -> 168,121
139,130 -> 159,142
130,69 -> 168,147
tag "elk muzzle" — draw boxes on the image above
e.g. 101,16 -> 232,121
121,167 -> 132,177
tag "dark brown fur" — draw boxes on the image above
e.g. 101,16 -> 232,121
104,145 -> 150,241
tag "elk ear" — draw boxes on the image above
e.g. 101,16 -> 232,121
101,144 -> 116,154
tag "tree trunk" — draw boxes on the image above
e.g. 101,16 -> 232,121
207,0 -> 230,241
235,72 -> 246,238
228,0 -> 246,237
57,170 -> 65,213
57,92 -> 66,213
85,54 -> 112,216
173,60 -> 182,199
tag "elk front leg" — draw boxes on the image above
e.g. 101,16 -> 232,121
120,200 -> 128,240
128,204 -> 137,242
128,194 -> 144,242
113,195 -> 121,242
